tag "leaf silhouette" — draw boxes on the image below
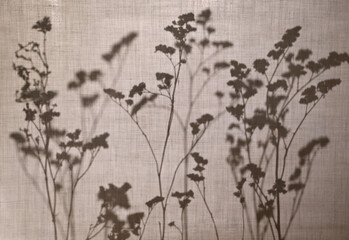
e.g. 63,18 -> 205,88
241,163 -> 265,182
317,79 -> 341,94
282,63 -> 307,79
125,99 -> 133,106
288,183 -> 305,192
253,59 -> 269,74
129,82 -> 146,98
155,44 -> 176,55
127,212 -> 144,236
226,134 -> 235,144
168,221 -> 175,227
289,168 -> 301,181
98,182 -> 131,209
298,137 -> 329,159
32,16 -> 51,33
102,32 -> 138,63
81,94 -> 99,107
228,123 -> 240,130
275,26 -> 302,49
130,95 -> 157,116
267,79 -> 288,92
191,152 -> 208,165
296,49 -> 312,62
267,95 -> 286,115
245,109 -> 267,130
196,9 -> 211,25
187,173 -> 205,182
40,109 -> 60,124
171,190 -> 194,199
268,179 -> 287,195
89,70 -> 103,81
104,88 -> 125,100
10,132 -> 26,144
214,61 -> 230,70
306,60 -> 323,73
299,85 -> 318,104
226,104 -> 244,120
83,132 -> 109,151
66,129 -> 81,140
156,72 -> 174,88
190,122 -> 200,135
145,196 -> 164,208
196,113 -> 214,125
215,91 -> 224,99
23,103 -> 37,121
212,41 -> 233,49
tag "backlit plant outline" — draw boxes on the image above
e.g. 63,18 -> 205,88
100,10 -> 230,240
9,9 -> 349,240
224,26 -> 349,240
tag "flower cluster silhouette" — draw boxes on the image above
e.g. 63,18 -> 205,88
10,9 -> 349,240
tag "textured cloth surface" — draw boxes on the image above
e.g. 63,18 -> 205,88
1,1 -> 349,240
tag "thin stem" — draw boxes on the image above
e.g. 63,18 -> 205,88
282,151 -> 318,240
253,185 -> 277,240
278,70 -> 325,120
231,170 -> 255,240
275,135 -> 282,240
181,209 -> 184,240
182,49 -> 220,240
88,47 -> 130,139
280,95 -> 324,179
114,101 -> 160,173
195,182 -> 220,240
86,223 -> 107,240
159,48 -> 184,240
145,104 -> 185,131
268,47 -> 289,84
164,127 -> 208,206
144,89 -> 171,100
240,95 -> 252,164
159,49 -> 183,174
191,71 -> 219,105
242,205 -> 245,240
139,207 -> 154,240
77,149 -> 100,182
66,167 -> 76,240
42,32 -> 58,239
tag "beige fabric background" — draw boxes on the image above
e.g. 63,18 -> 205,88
1,0 -> 349,239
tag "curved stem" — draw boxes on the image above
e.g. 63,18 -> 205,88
195,182 -> 220,240
282,151 -> 317,240
139,208 -> 154,240
88,47 -> 130,139
280,95 -> 323,179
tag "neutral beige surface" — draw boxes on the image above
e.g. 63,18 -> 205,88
1,0 -> 349,239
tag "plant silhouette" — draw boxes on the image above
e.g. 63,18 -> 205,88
9,9 -> 349,240
9,17 -> 123,240
85,182 -> 145,240
225,26 -> 349,240
102,9 -> 230,240
67,27 -> 138,240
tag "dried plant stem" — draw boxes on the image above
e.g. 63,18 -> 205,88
139,207 -> 155,240
87,47 -> 130,139
274,136 -> 282,240
282,150 -> 317,239
241,205 -> 245,240
194,181 -> 220,240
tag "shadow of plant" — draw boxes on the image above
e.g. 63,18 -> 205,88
9,9 -> 349,240
225,25 -> 348,240
101,9 -> 231,240
10,17 -> 135,240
